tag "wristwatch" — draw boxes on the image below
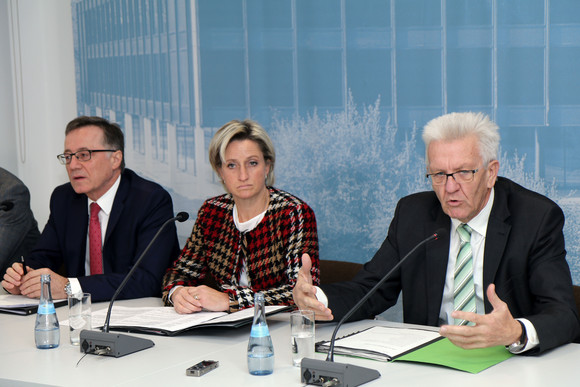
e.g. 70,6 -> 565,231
508,320 -> 528,351
64,280 -> 73,297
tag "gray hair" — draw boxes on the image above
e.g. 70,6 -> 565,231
422,112 -> 500,166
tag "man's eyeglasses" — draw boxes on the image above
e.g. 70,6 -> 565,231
425,169 -> 479,185
56,149 -> 117,165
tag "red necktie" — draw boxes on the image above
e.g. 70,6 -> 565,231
89,202 -> 103,275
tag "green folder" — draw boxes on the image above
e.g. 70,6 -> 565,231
393,338 -> 513,374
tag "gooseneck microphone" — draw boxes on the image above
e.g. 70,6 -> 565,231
102,211 -> 189,333
301,228 -> 447,387
0,201 -> 15,211
79,211 -> 189,358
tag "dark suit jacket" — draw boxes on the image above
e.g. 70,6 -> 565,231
0,168 -> 40,275
322,177 -> 580,354
27,169 -> 180,302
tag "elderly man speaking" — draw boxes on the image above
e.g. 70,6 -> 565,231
293,111 -> 580,355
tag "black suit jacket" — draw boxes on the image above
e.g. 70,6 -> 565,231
322,177 -> 580,353
0,168 -> 40,275
27,169 -> 180,302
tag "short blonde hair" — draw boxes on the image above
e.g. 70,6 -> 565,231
209,119 -> 276,187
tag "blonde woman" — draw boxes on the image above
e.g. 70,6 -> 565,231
162,119 -> 319,313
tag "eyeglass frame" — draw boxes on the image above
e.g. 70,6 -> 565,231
425,169 -> 479,185
56,149 -> 118,165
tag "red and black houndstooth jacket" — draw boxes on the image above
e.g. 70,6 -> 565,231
162,187 -> 319,312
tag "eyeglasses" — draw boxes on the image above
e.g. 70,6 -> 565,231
56,149 -> 117,165
425,169 -> 479,185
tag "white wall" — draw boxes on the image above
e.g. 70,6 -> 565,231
1,0 -> 77,227
0,1 -> 18,175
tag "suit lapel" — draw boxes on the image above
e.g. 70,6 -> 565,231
425,208 -> 452,325
483,182 -> 511,312
105,171 -> 128,244
67,192 -> 89,275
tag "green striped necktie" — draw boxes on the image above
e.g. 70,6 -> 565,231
453,223 -> 475,325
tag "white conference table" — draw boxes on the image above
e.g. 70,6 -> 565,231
0,297 -> 578,386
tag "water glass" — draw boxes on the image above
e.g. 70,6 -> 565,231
290,309 -> 315,366
67,292 -> 91,346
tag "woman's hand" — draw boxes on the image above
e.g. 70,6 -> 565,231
171,285 -> 230,314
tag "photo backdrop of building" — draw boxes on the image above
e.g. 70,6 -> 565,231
71,0 -> 580,283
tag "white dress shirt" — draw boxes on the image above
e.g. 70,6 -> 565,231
438,189 -> 495,324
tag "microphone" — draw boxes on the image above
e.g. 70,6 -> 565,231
79,211 -> 189,357
301,228 -> 446,387
0,201 -> 14,211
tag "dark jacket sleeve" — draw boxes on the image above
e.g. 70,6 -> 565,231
25,186 -> 75,274
0,169 -> 40,274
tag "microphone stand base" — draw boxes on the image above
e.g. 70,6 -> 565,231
79,330 -> 154,358
301,358 -> 380,387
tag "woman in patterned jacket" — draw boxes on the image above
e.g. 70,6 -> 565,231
162,119 -> 320,313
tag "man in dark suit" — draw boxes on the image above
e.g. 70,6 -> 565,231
0,167 -> 40,276
294,112 -> 580,354
2,116 -> 180,302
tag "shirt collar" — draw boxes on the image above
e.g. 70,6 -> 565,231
233,204 -> 267,233
87,174 -> 122,216
451,187 -> 494,238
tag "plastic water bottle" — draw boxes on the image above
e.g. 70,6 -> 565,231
247,292 -> 274,375
35,274 -> 60,349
